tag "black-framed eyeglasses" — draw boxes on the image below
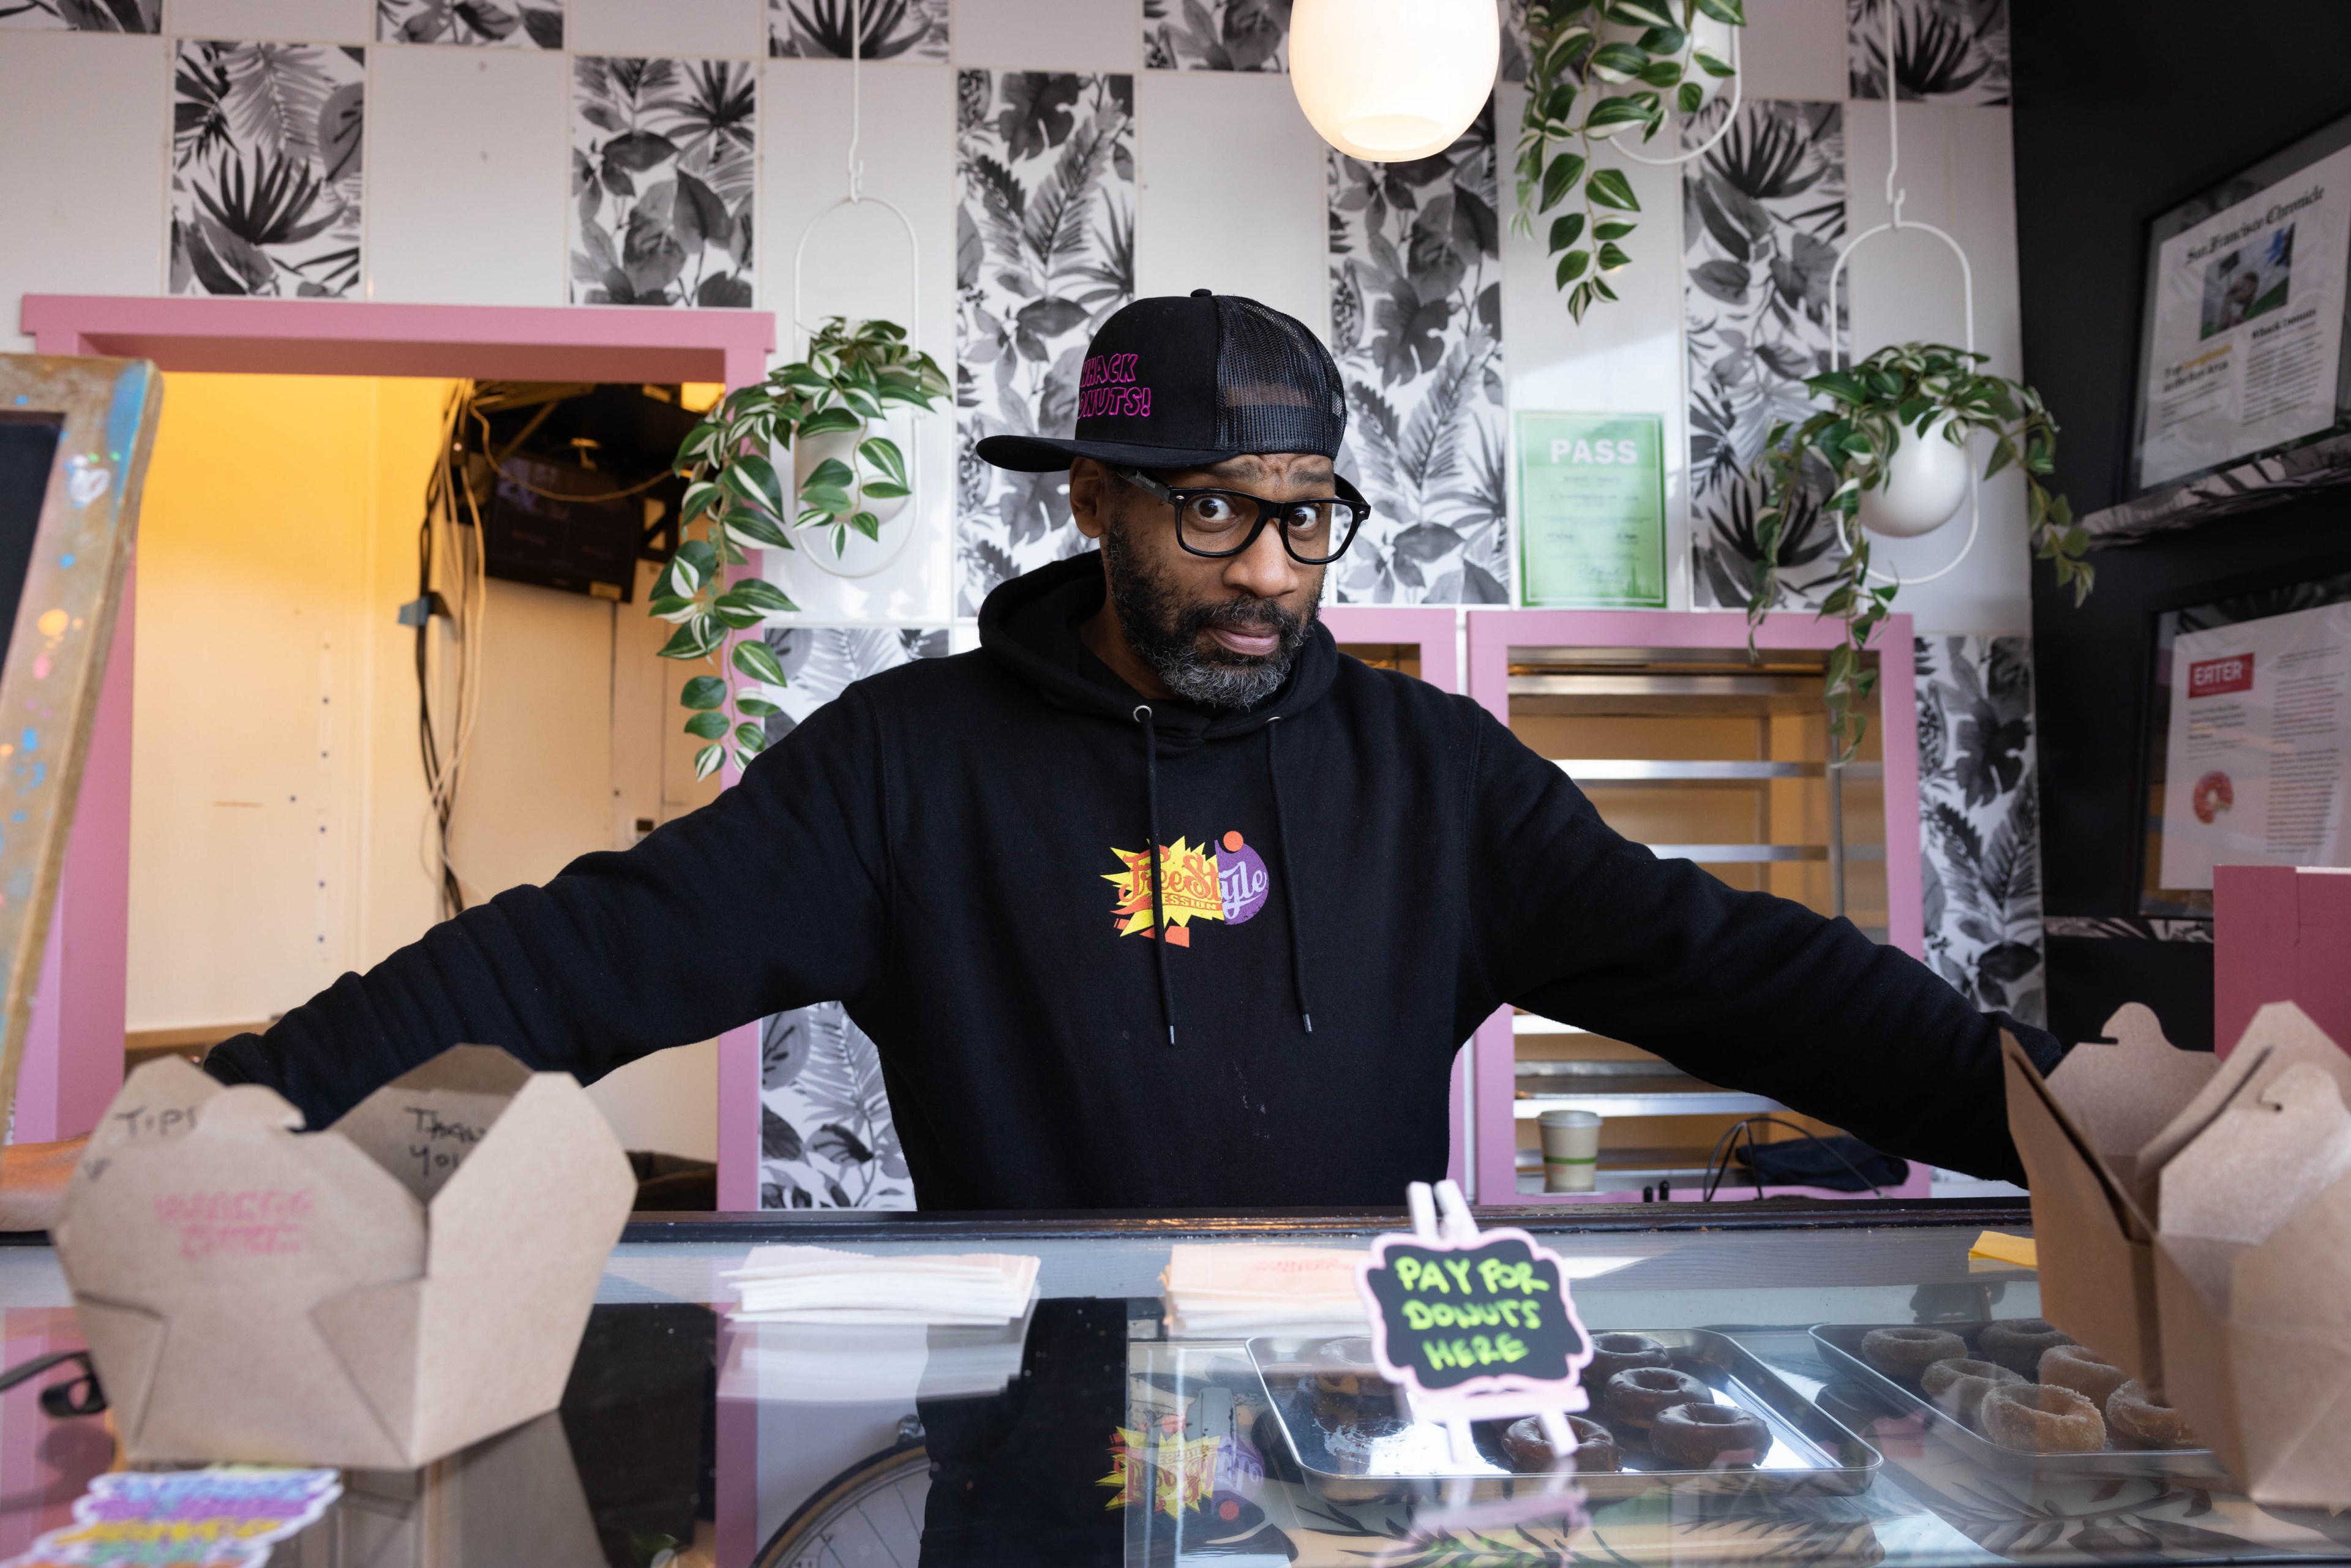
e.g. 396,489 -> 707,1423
1117,468 -> 1370,565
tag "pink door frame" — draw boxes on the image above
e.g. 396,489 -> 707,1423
19,296 -> 775,1209
1462,607 -> 1928,1204
1320,605 -> 1472,1193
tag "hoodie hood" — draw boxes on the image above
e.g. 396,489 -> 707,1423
976,552 -> 1340,747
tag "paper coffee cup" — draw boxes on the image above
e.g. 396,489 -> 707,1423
1538,1109 -> 1602,1192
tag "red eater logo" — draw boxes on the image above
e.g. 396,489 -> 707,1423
2188,653 -> 2253,697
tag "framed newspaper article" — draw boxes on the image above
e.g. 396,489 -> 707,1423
2125,112 -> 2351,516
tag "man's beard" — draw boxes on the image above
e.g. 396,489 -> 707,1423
1100,517 -> 1318,710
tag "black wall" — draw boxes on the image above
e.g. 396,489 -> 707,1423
2014,2 -> 2351,1050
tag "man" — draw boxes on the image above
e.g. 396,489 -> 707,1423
6,291 -> 2055,1215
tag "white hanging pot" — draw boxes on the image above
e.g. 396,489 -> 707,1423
1291,0 -> 1498,162
1858,412 -> 1970,538
793,426 -> 910,528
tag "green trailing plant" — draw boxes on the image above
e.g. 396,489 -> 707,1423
655,316 -> 949,779
1748,342 -> 2093,761
1513,0 -> 1746,322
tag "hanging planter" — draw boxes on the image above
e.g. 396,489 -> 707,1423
1514,0 -> 1749,323
1747,342 -> 2093,761
653,315 -> 950,779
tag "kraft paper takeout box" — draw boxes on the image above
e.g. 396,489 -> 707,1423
52,1045 -> 636,1468
2003,1001 -> 2351,1506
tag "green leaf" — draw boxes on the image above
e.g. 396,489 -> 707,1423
730,577 -> 798,613
862,480 -> 911,500
1594,219 -> 1635,240
734,721 -> 766,750
693,743 -> 725,781
1677,80 -> 1703,113
849,511 -> 882,542
1556,247 -> 1592,285
681,675 -> 726,710
737,694 -> 783,717
1692,47 -> 1734,75
731,452 -> 787,518
858,436 -> 907,487
1691,0 -> 1744,23
803,457 -> 855,491
1539,151 -> 1586,211
681,480 -> 722,525
666,552 -> 703,598
724,508 -> 793,550
684,710 -> 729,740
1637,59 -> 1684,87
648,595 -> 697,623
797,406 -> 862,437
732,639 -> 787,686
1589,42 -> 1649,81
1637,24 -> 1686,53
1584,97 -> 1652,132
658,622 -> 713,660
710,594 -> 767,629
1547,212 -> 1586,251
1597,241 -> 1632,269
1607,0 -> 1675,29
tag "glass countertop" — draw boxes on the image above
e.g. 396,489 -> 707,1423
1,1204 -> 2343,1567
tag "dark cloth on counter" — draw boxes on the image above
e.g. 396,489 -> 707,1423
206,550 -> 2060,1206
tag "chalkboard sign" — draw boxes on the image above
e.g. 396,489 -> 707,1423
0,356 -> 162,1121
1357,1223 -> 1595,1427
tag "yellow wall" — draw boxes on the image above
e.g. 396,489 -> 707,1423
128,373 -> 718,1154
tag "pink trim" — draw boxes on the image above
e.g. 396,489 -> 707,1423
714,1322 -> 757,1568
17,566 -> 134,1142
1474,1009 -> 1517,1204
1322,605 -> 1460,694
22,296 -> 775,387
1876,613 -> 1924,958
29,298 -> 775,1205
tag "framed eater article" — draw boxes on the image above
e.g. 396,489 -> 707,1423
2129,110 -> 2351,499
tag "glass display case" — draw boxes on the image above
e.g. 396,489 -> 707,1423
1,1205 -> 2331,1568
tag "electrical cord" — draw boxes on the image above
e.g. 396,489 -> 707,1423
1700,1114 -> 1886,1201
413,384 -> 492,919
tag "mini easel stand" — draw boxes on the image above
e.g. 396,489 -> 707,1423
1358,1180 -> 1597,1525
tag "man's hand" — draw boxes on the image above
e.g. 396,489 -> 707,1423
0,1136 -> 88,1232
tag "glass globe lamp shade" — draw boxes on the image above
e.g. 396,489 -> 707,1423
1291,0 -> 1500,163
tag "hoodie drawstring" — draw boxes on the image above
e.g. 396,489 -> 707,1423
1133,705 -> 1177,1045
1264,718 -> 1313,1035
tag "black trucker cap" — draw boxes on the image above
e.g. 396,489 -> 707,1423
975,290 -> 1350,473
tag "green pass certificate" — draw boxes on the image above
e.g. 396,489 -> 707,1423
1516,412 -> 1667,608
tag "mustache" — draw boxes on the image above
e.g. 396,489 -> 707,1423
1181,596 -> 1305,652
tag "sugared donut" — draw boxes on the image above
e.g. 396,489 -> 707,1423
1978,1382 -> 2105,1452
1978,1319 -> 2072,1378
1859,1326 -> 1968,1384
1499,1414 -> 1621,1474
2039,1344 -> 2129,1409
1649,1402 -> 1771,1469
1919,1357 -> 2022,1424
1605,1367 -> 1712,1430
1582,1331 -> 1671,1387
2106,1381 -> 2199,1450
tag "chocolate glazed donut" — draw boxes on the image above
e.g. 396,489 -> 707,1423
1605,1367 -> 1712,1430
1650,1402 -> 1771,1469
1499,1414 -> 1621,1474
1582,1332 -> 1671,1388
1858,1326 -> 1968,1384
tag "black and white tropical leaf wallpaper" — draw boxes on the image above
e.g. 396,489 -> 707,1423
754,625 -> 947,1210
1328,103 -> 1509,604
378,0 -> 563,48
1848,0 -> 2009,107
170,42 -> 365,299
954,70 -> 1136,616
570,56 -> 755,308
1684,99 -> 1848,610
1144,0 -> 1289,72
1917,635 -> 2044,1024
0,0 -> 156,29
770,0 -> 948,61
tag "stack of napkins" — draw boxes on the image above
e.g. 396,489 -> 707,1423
1161,1244 -> 1371,1337
724,1245 -> 1040,1326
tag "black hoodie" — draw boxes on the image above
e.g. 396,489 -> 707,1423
206,553 -> 2056,1207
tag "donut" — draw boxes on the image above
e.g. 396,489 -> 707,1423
1978,1319 -> 2072,1378
1649,1402 -> 1771,1469
1499,1414 -> 1621,1474
1978,1382 -> 2105,1453
1308,1371 -> 1395,1427
1919,1357 -> 2022,1424
1859,1326 -> 1968,1384
1582,1331 -> 1671,1387
1605,1367 -> 1712,1430
2039,1344 -> 2129,1409
2106,1381 -> 2199,1450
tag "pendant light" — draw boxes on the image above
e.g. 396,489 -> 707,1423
1291,0 -> 1499,163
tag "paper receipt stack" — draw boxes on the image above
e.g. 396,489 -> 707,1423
725,1245 -> 1039,1325
51,1047 -> 636,1468
1160,1244 -> 1371,1338
2003,1000 -> 2351,1506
